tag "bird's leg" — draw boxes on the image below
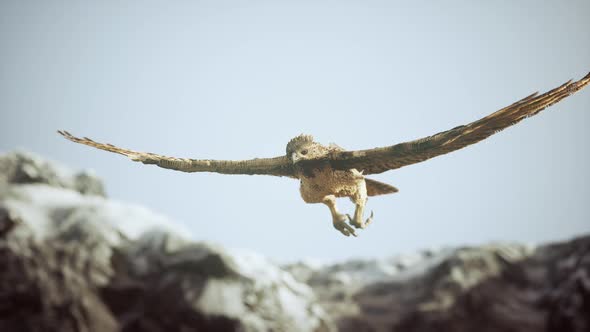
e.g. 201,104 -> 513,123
346,198 -> 374,229
347,177 -> 373,229
322,195 -> 357,237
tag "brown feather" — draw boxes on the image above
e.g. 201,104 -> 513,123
366,178 -> 399,196
57,130 -> 295,177
323,72 -> 590,175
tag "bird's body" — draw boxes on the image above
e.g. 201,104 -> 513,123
289,137 -> 365,203
285,134 -> 397,235
298,166 -> 372,236
59,72 -> 590,236
298,166 -> 365,203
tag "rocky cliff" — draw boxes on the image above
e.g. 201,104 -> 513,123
0,151 -> 588,332
285,239 -> 590,332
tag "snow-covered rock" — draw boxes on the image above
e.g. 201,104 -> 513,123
0,151 -> 334,332
285,238 -> 589,332
0,151 -> 105,196
2,151 -> 588,332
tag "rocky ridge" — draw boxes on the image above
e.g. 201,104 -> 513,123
1,151 -> 588,332
0,151 -> 333,332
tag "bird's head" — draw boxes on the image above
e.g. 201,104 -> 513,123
286,134 -> 323,164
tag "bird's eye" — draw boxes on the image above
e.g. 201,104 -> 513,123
301,149 -> 308,155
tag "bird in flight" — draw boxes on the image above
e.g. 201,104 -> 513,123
59,72 -> 590,237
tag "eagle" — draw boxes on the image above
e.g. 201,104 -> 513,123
59,72 -> 590,237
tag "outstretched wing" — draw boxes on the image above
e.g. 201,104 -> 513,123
58,131 -> 295,177
324,72 -> 590,175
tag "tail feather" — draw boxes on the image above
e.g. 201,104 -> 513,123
366,178 -> 398,196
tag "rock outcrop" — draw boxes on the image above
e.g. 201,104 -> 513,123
0,151 -> 334,332
1,151 -> 588,332
285,231 -> 590,332
0,151 -> 105,197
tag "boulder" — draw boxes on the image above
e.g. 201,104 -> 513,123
0,151 -> 105,197
0,151 -> 334,332
286,238 -> 589,332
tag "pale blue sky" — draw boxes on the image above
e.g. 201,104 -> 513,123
1,1 -> 589,262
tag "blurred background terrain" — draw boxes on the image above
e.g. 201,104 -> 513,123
1,152 -> 588,331
1,1 -> 589,262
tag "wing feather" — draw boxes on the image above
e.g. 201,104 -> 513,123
324,72 -> 590,175
58,131 -> 295,177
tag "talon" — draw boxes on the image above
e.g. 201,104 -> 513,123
348,213 -> 363,229
346,213 -> 363,231
365,210 -> 374,227
333,218 -> 357,237
323,196 -> 359,237
348,210 -> 374,230
346,223 -> 358,237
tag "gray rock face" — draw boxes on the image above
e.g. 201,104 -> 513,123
0,206 -> 118,332
0,151 -> 105,197
1,151 -> 588,332
284,245 -> 532,331
391,236 -> 590,332
0,151 -> 334,332
285,237 -> 590,332
109,231 -> 333,332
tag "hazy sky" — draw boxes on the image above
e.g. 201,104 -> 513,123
1,1 -> 589,262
